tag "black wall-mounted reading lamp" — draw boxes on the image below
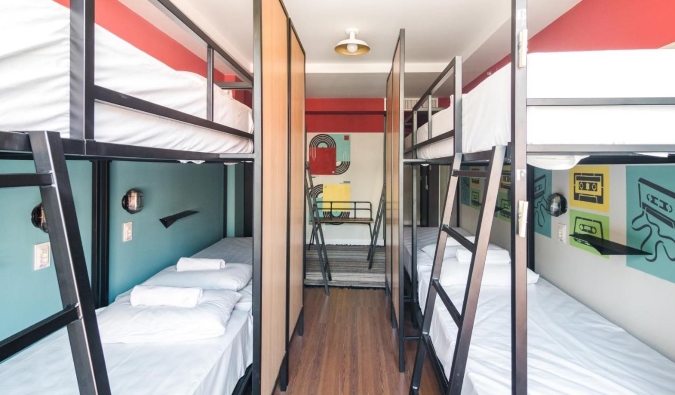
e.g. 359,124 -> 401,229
546,193 -> 568,217
31,203 -> 48,233
122,189 -> 144,214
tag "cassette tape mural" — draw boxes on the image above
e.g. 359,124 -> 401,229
569,210 -> 610,258
626,166 -> 675,283
533,168 -> 552,237
569,165 -> 610,212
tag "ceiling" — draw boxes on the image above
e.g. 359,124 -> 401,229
123,0 -> 581,98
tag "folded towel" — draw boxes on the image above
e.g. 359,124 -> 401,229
176,257 -> 226,272
130,285 -> 203,308
456,247 -> 511,265
439,260 -> 539,287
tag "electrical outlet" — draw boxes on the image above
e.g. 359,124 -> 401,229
558,224 -> 567,243
34,242 -> 51,270
123,222 -> 133,242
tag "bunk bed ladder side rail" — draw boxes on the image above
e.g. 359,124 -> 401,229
0,131 -> 111,395
367,185 -> 386,268
409,146 -> 505,395
304,163 -> 332,295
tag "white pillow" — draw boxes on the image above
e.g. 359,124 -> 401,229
439,260 -> 539,287
143,263 -> 252,291
235,281 -> 253,311
456,248 -> 511,265
421,236 -> 502,260
98,289 -> 241,343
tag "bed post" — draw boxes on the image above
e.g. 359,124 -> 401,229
70,0 -> 95,142
510,0 -> 528,394
91,160 -> 110,308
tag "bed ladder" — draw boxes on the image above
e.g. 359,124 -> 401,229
367,185 -> 385,268
305,163 -> 332,295
409,146 -> 506,395
0,131 -> 111,395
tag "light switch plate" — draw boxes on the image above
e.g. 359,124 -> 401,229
34,242 -> 51,270
123,222 -> 133,242
558,224 -> 567,243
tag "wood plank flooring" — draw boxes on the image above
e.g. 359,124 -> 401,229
275,287 -> 441,395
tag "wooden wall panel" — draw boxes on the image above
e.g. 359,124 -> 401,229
261,0 -> 289,393
391,40 -> 403,324
288,28 -> 305,340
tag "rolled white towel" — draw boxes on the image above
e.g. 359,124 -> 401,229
130,285 -> 203,308
456,247 -> 511,265
176,257 -> 226,272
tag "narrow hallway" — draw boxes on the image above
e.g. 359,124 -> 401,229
276,288 -> 440,394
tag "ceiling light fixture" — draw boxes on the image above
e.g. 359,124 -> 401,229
335,28 -> 370,56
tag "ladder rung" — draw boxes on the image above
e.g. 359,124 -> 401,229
0,173 -> 52,188
404,335 -> 420,342
432,279 -> 462,326
0,305 -> 79,363
442,225 -> 475,253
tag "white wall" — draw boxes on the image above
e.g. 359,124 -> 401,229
306,132 -> 384,245
536,165 -> 675,361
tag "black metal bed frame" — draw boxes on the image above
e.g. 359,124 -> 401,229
399,1 -> 675,394
0,1 -> 291,394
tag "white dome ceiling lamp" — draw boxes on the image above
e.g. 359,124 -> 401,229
335,28 -> 370,56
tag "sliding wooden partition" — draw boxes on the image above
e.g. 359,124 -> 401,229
254,0 -> 290,393
288,24 -> 306,343
385,29 -> 406,371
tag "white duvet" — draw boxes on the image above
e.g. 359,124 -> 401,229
99,289 -> 241,343
417,267 -> 675,394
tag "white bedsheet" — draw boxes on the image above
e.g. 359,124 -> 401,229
192,237 -> 252,265
406,50 -> 675,168
402,226 -> 470,275
0,0 -> 253,154
0,310 -> 252,395
417,265 -> 675,394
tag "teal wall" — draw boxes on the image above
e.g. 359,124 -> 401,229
108,162 -> 224,300
0,160 -> 92,340
226,164 -> 245,237
0,160 -> 224,340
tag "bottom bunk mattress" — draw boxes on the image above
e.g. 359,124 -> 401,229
416,265 -> 675,394
0,310 -> 252,395
0,237 -> 255,395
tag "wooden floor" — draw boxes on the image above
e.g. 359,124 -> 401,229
275,287 -> 441,395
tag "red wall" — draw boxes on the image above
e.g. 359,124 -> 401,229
53,0 -> 250,104
465,0 -> 675,91
306,99 -> 385,133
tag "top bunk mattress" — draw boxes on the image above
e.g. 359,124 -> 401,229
0,0 -> 254,154
405,49 -> 675,167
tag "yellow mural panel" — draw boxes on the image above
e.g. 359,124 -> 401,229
569,165 -> 610,212
323,183 -> 351,212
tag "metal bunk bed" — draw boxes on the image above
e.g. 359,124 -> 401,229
404,0 -> 675,394
0,1 -> 263,394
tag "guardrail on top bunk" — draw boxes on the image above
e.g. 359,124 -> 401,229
403,56 -> 462,163
67,0 -> 253,157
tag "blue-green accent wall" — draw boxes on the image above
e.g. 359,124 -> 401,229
108,162 -> 224,300
0,160 -> 92,340
0,160 -> 224,340
226,164 -> 245,237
